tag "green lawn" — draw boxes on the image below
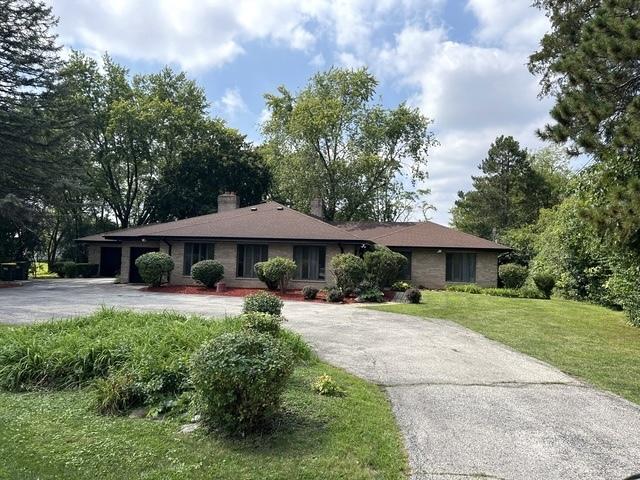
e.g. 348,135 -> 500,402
0,311 -> 407,479
373,291 -> 640,405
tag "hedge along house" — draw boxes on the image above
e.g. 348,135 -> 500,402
77,192 -> 508,288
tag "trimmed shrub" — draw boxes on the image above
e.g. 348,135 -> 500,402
191,260 -> 224,288
363,246 -> 408,288
330,253 -> 366,294
391,281 -> 411,292
533,273 -> 556,299
189,332 -> 295,434
311,374 -> 345,396
325,287 -> 344,303
254,262 -> 278,290
356,284 -> 385,303
302,286 -> 319,300
446,284 -> 483,294
76,263 -> 99,278
404,288 -> 421,304
135,252 -> 174,287
240,312 -> 284,336
259,257 -> 297,293
243,291 -> 284,315
499,263 -> 528,289
61,261 -> 79,278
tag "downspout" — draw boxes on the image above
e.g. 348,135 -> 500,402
162,239 -> 172,283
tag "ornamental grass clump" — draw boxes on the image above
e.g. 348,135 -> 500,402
189,332 -> 295,434
0,308 -> 243,414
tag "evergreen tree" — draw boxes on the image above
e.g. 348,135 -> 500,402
451,136 -> 557,239
0,0 -> 65,260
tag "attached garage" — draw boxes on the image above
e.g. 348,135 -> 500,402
99,246 -> 122,277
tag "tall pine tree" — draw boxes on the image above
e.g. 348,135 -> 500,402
451,136 -> 554,240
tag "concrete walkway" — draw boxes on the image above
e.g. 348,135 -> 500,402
2,279 -> 639,479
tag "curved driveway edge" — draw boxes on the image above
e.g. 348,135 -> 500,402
2,279 -> 640,479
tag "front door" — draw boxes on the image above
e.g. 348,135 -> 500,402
129,247 -> 159,283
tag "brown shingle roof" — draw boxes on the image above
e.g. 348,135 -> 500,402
334,221 -> 509,250
99,202 -> 362,243
77,202 -> 508,250
75,233 -> 120,243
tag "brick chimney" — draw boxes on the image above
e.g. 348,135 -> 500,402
309,197 -> 323,219
217,192 -> 239,212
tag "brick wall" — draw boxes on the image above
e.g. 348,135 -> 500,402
167,241 -> 347,288
408,248 -> 498,289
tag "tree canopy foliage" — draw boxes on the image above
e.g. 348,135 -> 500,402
262,68 -> 437,222
451,137 -> 569,240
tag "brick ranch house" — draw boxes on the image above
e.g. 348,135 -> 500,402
77,193 -> 508,288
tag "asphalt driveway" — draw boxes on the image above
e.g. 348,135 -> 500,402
2,279 -> 639,479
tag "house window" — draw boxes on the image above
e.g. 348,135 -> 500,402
446,253 -> 476,283
183,243 -> 215,275
237,244 -> 268,278
293,246 -> 326,281
393,249 -> 412,280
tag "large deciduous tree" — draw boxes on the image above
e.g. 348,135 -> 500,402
261,68 -> 437,222
147,121 -> 271,222
59,52 -> 210,228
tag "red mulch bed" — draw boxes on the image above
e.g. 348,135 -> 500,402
0,283 -> 21,288
147,285 -> 327,303
146,285 -> 397,304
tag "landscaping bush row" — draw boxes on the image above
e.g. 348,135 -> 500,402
50,261 -> 99,278
446,283 -> 547,299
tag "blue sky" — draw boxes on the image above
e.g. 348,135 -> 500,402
49,0 -> 558,225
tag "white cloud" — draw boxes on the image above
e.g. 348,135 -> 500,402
366,2 -> 552,223
49,0 -> 323,70
216,88 -> 248,117
309,53 -> 326,67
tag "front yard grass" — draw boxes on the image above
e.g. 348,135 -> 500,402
373,291 -> 640,405
0,310 -> 407,479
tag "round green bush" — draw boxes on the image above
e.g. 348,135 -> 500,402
254,262 -> 278,290
357,287 -> 384,303
243,291 -> 284,315
240,312 -> 284,335
498,263 -> 528,289
325,287 -> 344,303
135,252 -> 174,287
330,253 -> 366,294
260,257 -> 297,293
533,272 -> 556,298
189,332 -> 294,434
191,260 -> 224,288
404,288 -> 422,304
363,246 -> 408,288
302,285 -> 319,300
